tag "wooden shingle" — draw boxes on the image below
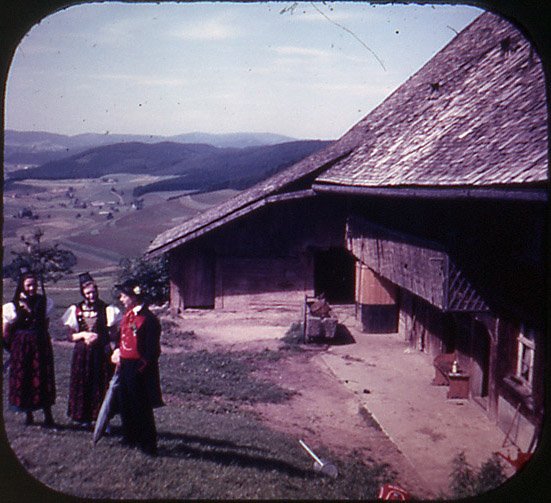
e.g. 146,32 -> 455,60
315,12 -> 547,189
147,12 -> 547,257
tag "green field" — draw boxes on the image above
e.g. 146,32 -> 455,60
3,175 -> 238,272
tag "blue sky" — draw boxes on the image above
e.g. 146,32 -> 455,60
6,2 -> 483,140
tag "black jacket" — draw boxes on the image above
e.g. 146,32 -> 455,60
119,305 -> 164,408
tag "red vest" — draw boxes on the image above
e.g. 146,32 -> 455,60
119,309 -> 145,360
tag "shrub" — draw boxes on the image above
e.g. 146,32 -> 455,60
476,453 -> 508,494
449,451 -> 507,498
116,255 -> 169,305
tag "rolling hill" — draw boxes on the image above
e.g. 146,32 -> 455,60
7,140 -> 332,195
4,130 -> 298,167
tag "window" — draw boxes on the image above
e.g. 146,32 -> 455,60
515,326 -> 535,388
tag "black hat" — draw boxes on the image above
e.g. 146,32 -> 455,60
18,266 -> 34,278
115,279 -> 144,298
79,272 -> 95,289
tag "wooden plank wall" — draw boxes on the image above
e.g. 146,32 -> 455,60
398,289 -> 446,356
182,250 -> 215,308
353,235 -> 447,309
216,256 -> 312,310
357,264 -> 396,305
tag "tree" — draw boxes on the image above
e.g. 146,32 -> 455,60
3,228 -> 77,283
116,255 -> 169,305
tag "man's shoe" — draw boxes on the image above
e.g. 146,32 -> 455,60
120,438 -> 137,448
140,444 -> 157,457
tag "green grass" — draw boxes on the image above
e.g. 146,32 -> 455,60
3,335 -> 393,500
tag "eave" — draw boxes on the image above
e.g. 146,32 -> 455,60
145,189 -> 317,258
312,183 -> 548,202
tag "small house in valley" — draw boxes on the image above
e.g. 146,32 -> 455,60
147,13 -> 547,452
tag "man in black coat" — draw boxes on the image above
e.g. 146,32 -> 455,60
111,280 -> 163,456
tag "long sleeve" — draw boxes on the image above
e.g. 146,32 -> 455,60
2,302 -> 17,326
106,305 -> 122,328
61,305 -> 79,331
137,312 -> 161,366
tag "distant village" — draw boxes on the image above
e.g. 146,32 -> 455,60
9,176 -> 144,221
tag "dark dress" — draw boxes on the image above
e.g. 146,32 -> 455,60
66,300 -> 114,423
117,305 -> 163,453
4,295 -> 56,412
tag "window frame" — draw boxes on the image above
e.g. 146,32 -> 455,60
515,325 -> 536,388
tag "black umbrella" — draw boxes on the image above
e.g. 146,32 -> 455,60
93,367 -> 120,444
2,351 -> 10,373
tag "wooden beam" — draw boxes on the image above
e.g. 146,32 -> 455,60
313,183 -> 548,202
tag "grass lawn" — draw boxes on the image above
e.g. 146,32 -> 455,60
2,321 -> 392,500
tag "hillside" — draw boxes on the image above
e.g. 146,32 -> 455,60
134,140 -> 332,195
8,140 -> 331,195
4,130 -> 297,167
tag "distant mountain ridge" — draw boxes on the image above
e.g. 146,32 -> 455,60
7,139 -> 332,196
4,129 -> 298,166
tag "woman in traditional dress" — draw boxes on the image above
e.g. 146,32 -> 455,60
2,269 -> 56,426
111,279 -> 163,456
61,272 -> 121,427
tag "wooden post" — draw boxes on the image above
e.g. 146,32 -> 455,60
358,265 -> 398,333
475,313 -> 499,421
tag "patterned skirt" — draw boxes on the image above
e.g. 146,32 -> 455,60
67,341 -> 113,423
8,329 -> 56,411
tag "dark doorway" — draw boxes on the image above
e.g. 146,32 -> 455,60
472,320 -> 490,401
313,247 -> 355,304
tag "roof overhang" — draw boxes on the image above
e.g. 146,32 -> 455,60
313,183 -> 548,202
145,189 -> 317,258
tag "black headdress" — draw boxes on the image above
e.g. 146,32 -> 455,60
115,279 -> 144,301
79,272 -> 96,290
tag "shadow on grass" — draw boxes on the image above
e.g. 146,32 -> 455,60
156,430 -> 316,479
158,429 -> 269,453
12,419 -> 93,433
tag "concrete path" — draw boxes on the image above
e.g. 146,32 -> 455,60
317,307 -> 515,495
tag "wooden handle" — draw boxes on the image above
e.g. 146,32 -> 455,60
299,439 -> 323,465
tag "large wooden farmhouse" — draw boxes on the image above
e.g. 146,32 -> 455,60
147,13 -> 547,451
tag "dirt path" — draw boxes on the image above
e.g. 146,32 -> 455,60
166,308 -> 434,498
248,349 -> 432,498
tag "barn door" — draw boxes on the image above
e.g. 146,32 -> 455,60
183,250 -> 215,308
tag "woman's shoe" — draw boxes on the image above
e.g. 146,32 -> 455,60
43,408 -> 55,428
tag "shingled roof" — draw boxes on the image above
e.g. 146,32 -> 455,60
314,12 -> 548,191
147,12 -> 547,257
